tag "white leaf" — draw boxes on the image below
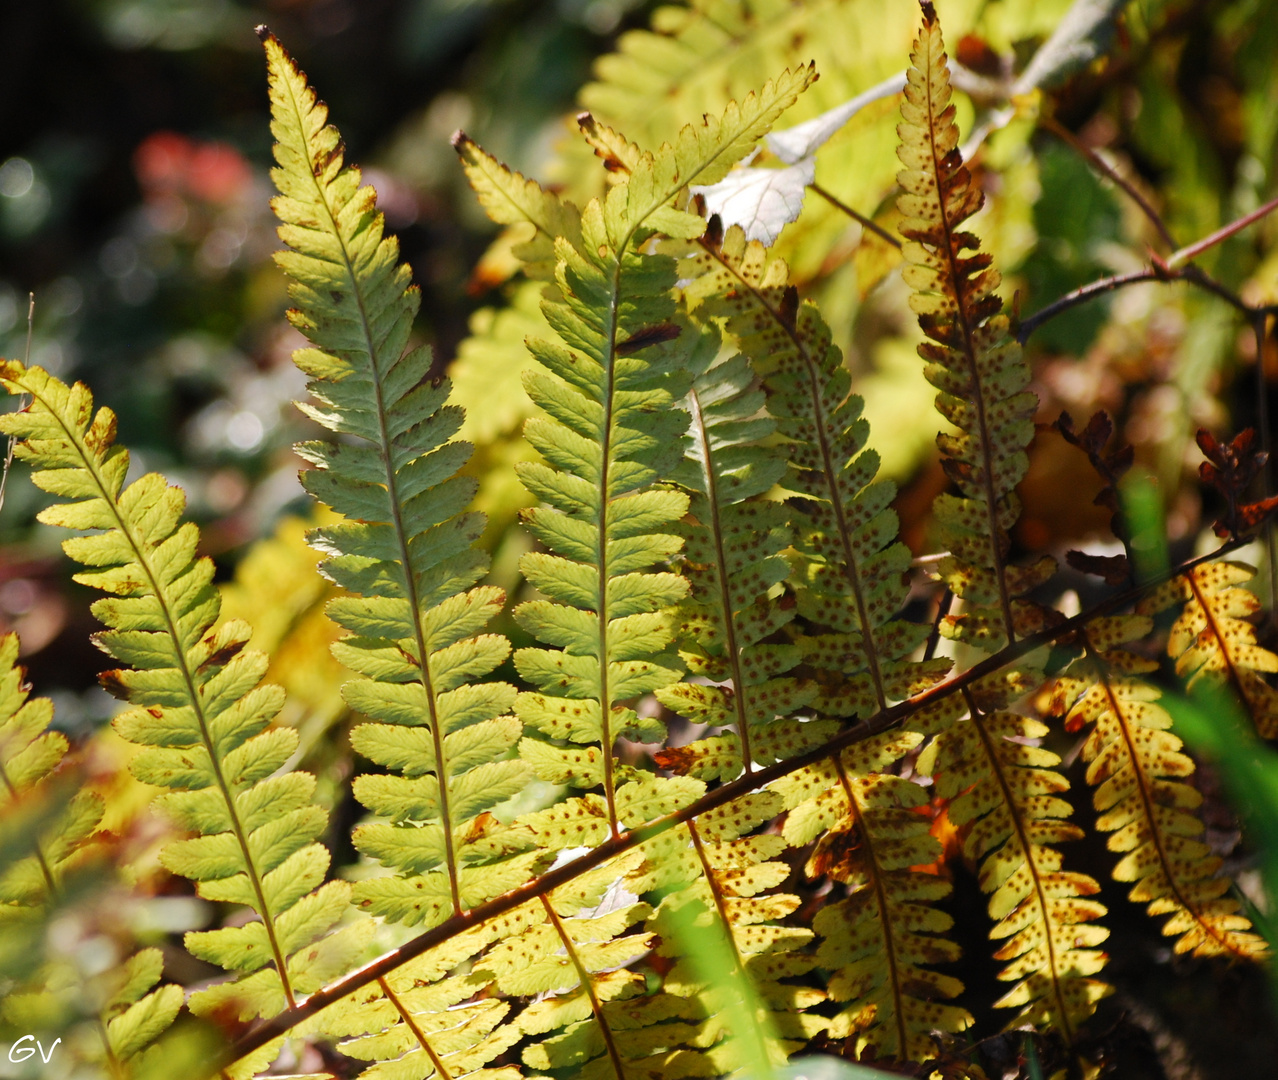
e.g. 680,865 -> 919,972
690,157 -> 816,246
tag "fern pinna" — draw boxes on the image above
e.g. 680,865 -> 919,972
0,363 -> 366,1078
896,3 -> 1112,1044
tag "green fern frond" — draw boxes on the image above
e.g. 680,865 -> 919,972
486,853 -> 654,1079
454,134 -> 585,284
0,631 -> 182,1071
262,32 -> 537,931
457,72 -> 813,840
328,924 -> 520,1080
896,2 -> 1052,652
103,949 -> 186,1068
1137,560 -> 1278,738
0,363 -> 360,1024
916,690 -> 1110,1042
1054,614 -> 1268,958
774,733 -> 970,1061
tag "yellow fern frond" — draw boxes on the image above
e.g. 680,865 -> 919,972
1055,614 -> 1269,959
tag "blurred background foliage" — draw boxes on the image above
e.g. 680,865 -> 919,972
5,0 -> 1278,1075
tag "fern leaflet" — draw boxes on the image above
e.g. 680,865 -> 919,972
263,32 -> 537,932
896,1 -> 1052,652
1053,615 -> 1267,959
0,363 -> 360,1028
773,730 -> 969,1060
460,69 -> 814,840
917,688 -> 1109,1041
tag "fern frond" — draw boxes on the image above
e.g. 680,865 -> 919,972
263,32 -> 537,930
653,337 -> 820,779
454,133 -> 585,283
489,853 -> 656,1079
0,631 -> 183,1072
896,3 -> 1052,652
1137,560 -> 1278,738
917,690 -> 1109,1042
458,73 -> 813,840
1054,614 -> 1268,958
681,226 -> 949,721
773,734 -> 970,1061
0,632 -> 101,911
0,363 -> 359,1024
103,949 -> 186,1068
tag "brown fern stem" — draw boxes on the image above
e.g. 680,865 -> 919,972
539,894 -> 627,1080
1085,646 -> 1251,960
960,688 -> 1074,1043
810,182 -> 902,249
831,755 -> 909,1056
218,538 -> 1248,1074
377,976 -> 455,1080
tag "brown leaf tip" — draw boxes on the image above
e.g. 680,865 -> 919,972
450,130 -> 472,153
919,1 -> 937,23
254,24 -> 272,42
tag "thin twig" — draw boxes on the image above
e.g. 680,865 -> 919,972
1167,193 -> 1278,268
1255,311 -> 1278,625
1040,115 -> 1175,252
214,535 -> 1248,1076
1016,269 -> 1161,344
810,182 -> 902,249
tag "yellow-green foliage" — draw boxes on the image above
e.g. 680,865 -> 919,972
3,6 -> 1277,1080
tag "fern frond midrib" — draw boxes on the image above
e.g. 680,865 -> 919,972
597,256 -> 623,839
961,687 -> 1074,1041
376,974 -> 456,1080
687,386 -> 755,770
19,377 -> 299,1009
832,755 -> 909,1055
697,237 -> 889,711
540,894 -> 628,1080
277,59 -> 464,911
915,25 -> 1015,640
1089,649 -> 1250,959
